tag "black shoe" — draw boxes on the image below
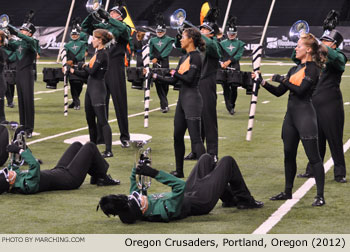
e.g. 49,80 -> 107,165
121,140 -> 130,148
96,174 -> 120,186
237,200 -> 264,209
101,151 -> 113,158
297,173 -> 314,178
74,105 -> 80,110
7,103 -> 14,108
161,107 -> 169,113
270,192 -> 292,200
90,176 -> 98,185
184,152 -> 197,161
312,196 -> 325,206
170,170 -> 184,178
335,177 -> 347,183
229,108 -> 235,115
26,132 -> 32,138
68,103 -> 75,109
222,201 -> 237,208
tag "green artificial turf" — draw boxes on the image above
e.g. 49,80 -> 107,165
1,58 -> 349,234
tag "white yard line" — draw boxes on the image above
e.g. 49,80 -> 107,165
26,102 -> 177,146
253,138 -> 350,234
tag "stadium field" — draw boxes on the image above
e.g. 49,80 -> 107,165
1,58 -> 349,234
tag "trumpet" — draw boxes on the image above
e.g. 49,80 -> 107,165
1,122 -> 26,166
170,9 -> 198,32
86,0 -> 109,23
0,14 -> 19,37
289,20 -> 309,42
130,139 -> 151,195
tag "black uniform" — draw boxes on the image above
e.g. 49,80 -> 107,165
157,51 -> 206,175
75,48 -> 112,154
0,142 -> 112,194
219,38 -> 245,114
181,154 -> 260,217
38,142 -> 109,192
6,32 -> 39,135
263,61 -> 325,198
82,15 -> 131,144
0,48 -> 7,122
299,48 -> 347,180
3,47 -> 16,108
199,35 -> 221,157
0,124 -> 8,166
149,35 -> 174,111
64,34 -> 88,109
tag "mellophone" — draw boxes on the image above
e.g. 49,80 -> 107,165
216,68 -> 254,95
126,67 -> 180,91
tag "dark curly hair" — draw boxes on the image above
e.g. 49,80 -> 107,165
183,28 -> 206,52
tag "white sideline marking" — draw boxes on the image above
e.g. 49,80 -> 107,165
63,133 -> 152,145
344,102 -> 350,105
261,101 -> 270,104
253,138 -> 350,234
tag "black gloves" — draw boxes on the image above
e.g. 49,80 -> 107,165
7,25 -> 18,36
272,74 -> 286,83
77,62 -> 85,70
97,8 -> 110,21
6,144 -> 22,154
136,156 -> 159,178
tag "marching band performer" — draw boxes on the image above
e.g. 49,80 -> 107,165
81,1 -> 131,148
149,14 -> 175,113
298,29 -> 347,183
71,29 -> 114,158
184,8 -> 221,161
0,30 -> 7,123
254,33 -> 327,206
64,18 -> 88,110
97,153 -> 263,223
5,11 -> 39,138
2,30 -> 17,109
0,141 -> 120,195
153,28 -> 206,178
219,16 -> 245,115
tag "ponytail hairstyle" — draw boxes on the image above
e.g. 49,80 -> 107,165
183,28 -> 206,52
93,29 -> 114,45
299,33 -> 327,68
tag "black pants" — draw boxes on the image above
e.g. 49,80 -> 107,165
85,92 -> 112,152
104,56 -> 129,142
305,90 -> 346,178
182,154 -> 254,216
69,80 -> 83,107
38,142 -> 109,192
199,74 -> 218,156
5,84 -> 14,105
222,83 -> 238,112
282,108 -> 325,197
155,80 -> 169,109
174,101 -> 205,173
0,125 -> 8,166
16,67 -> 34,133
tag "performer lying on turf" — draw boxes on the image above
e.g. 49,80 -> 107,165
0,141 -> 119,195
97,154 -> 263,223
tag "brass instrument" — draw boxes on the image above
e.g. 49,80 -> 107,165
1,122 -> 26,166
0,14 -> 19,36
86,0 -> 109,22
289,20 -> 309,42
130,139 -> 151,195
170,8 -> 197,31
